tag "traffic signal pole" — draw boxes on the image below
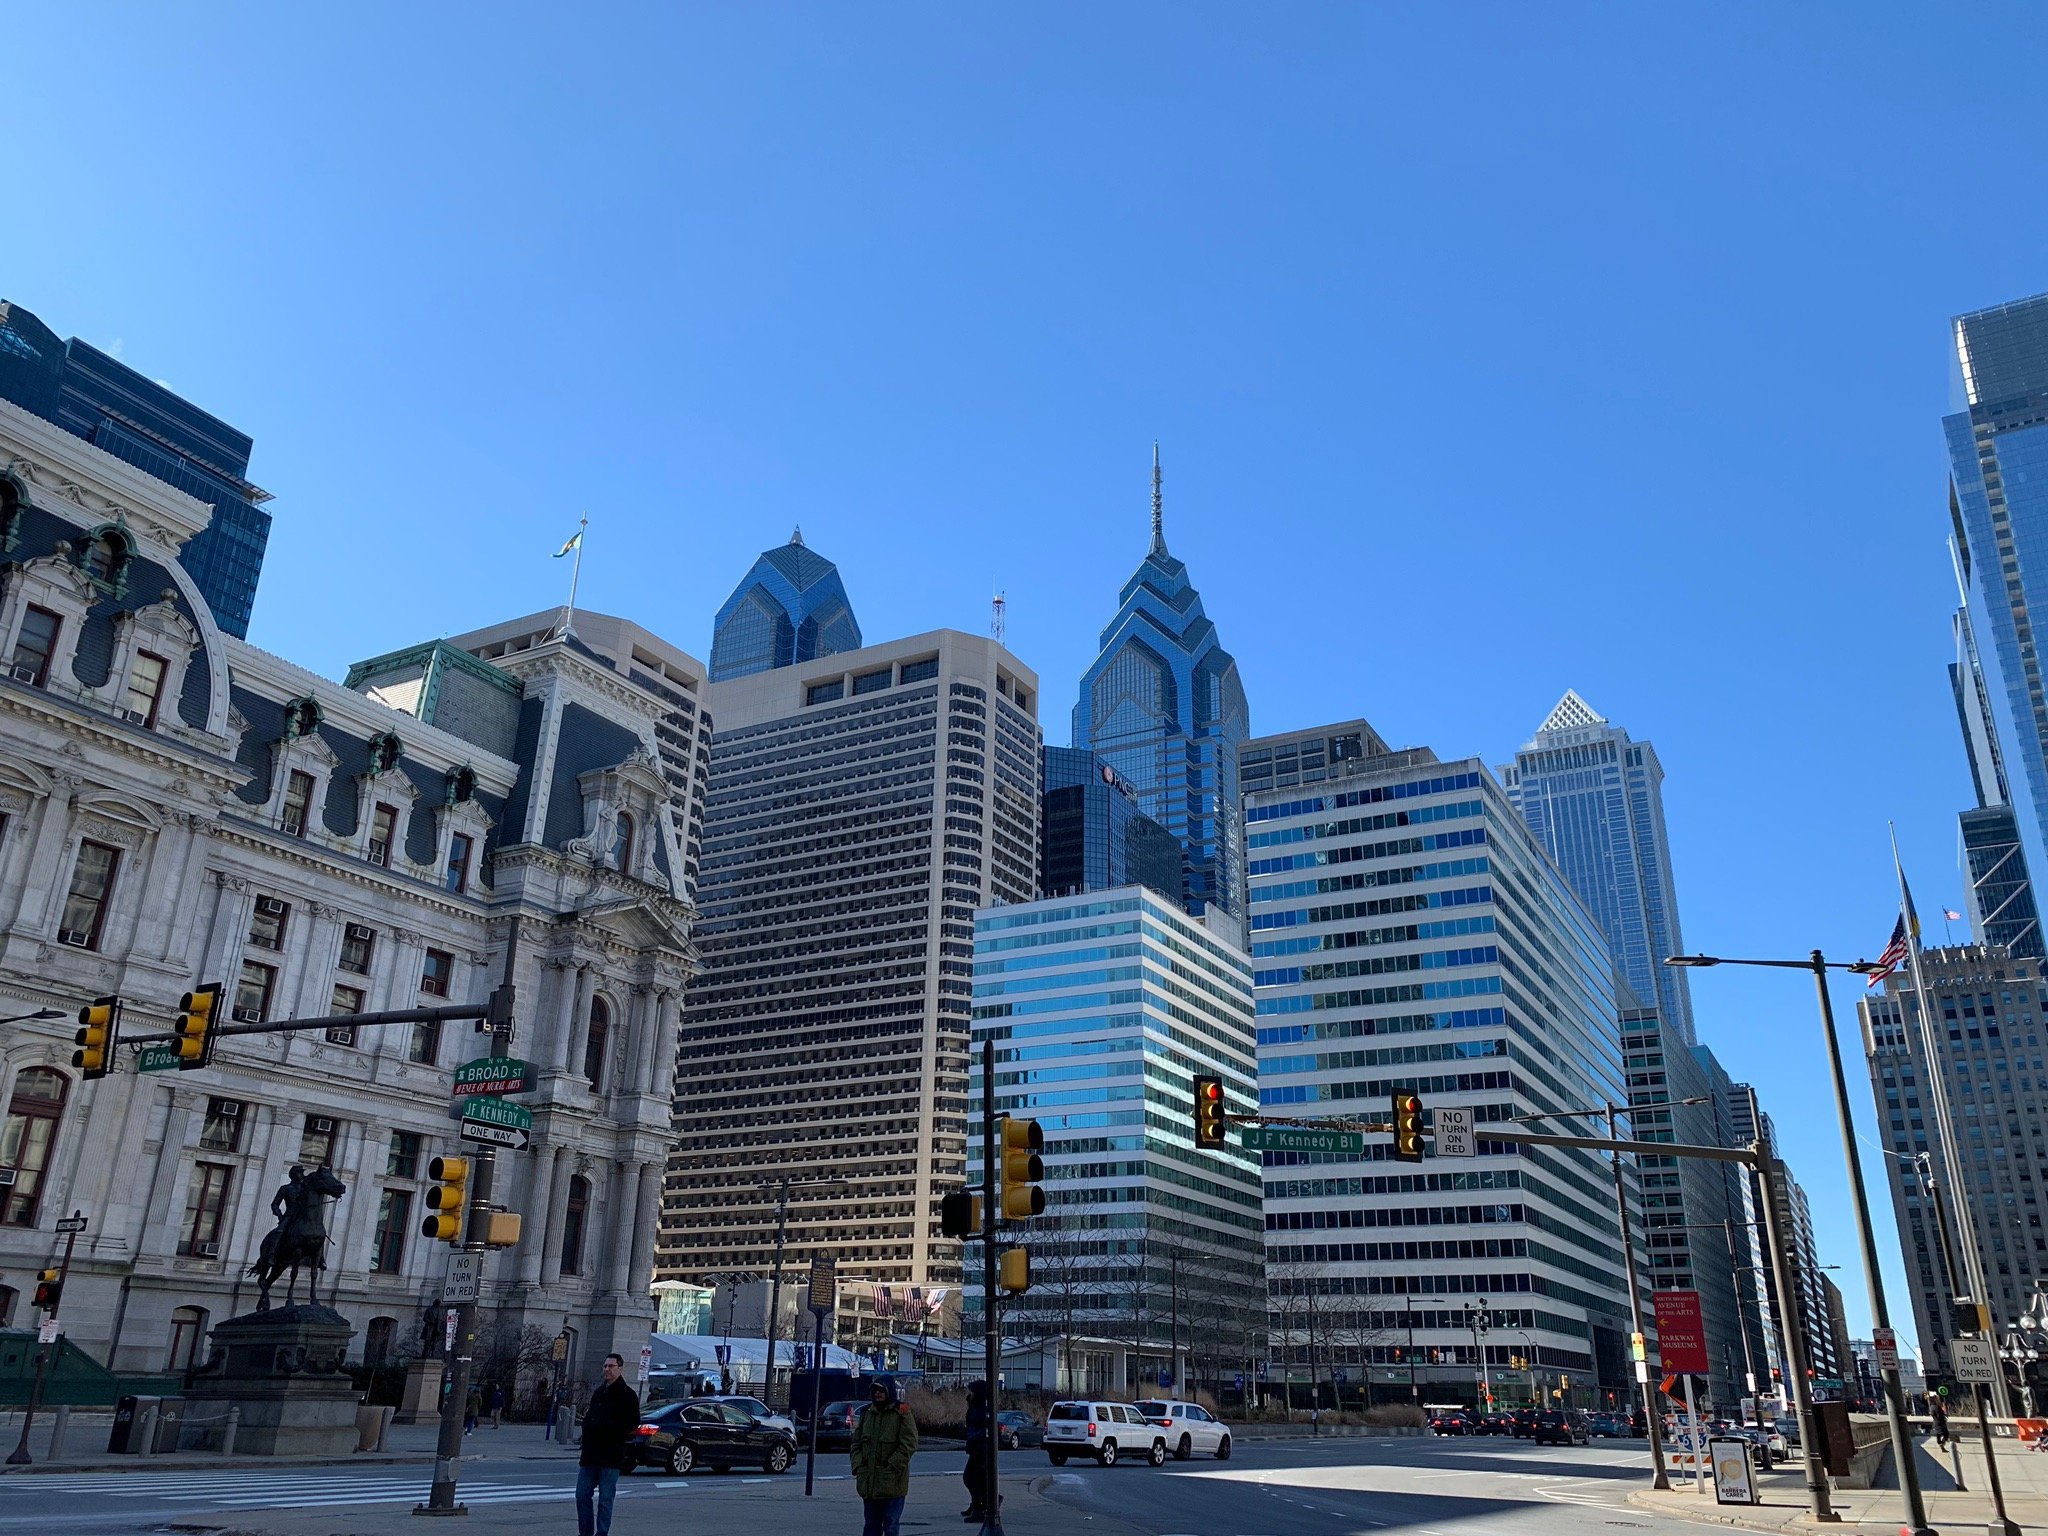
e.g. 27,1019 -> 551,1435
979,1037 -> 1004,1536
6,1211 -> 83,1466
417,1145 -> 496,1515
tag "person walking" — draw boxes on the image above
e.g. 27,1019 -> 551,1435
576,1354 -> 640,1536
850,1376 -> 919,1536
490,1384 -> 506,1429
961,1380 -> 992,1522
1931,1397 -> 1950,1449
464,1384 -> 481,1436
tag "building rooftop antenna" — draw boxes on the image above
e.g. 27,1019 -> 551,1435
991,589 -> 1007,645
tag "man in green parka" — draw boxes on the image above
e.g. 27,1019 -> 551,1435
850,1376 -> 919,1536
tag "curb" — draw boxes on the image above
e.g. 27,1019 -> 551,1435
0,1450 -> 445,1477
1622,1489 -> 1887,1534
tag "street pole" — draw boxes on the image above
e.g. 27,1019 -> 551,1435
418,1145 -> 494,1515
1407,1296 -> 1419,1404
1971,1380 -> 2021,1536
7,1211 -> 84,1466
1806,951 -> 1932,1536
763,1176 -> 792,1408
979,1038 -> 1004,1536
1725,1220 -> 1764,1435
1756,1154 -> 1837,1523
1606,1102 -> 1670,1491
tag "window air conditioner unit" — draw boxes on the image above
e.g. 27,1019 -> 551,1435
282,814 -> 305,836
0,1168 -> 15,1187
231,1005 -> 262,1023
193,1241 -> 220,1259
57,929 -> 91,948
9,665 -> 39,684
256,896 -> 287,916
214,1101 -> 242,1117
119,707 -> 150,725
345,923 -> 374,942
367,839 -> 389,864
307,1116 -> 334,1134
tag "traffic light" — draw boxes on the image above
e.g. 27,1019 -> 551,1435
174,982 -> 221,1071
31,1268 -> 59,1310
940,1189 -> 983,1239
1954,1299 -> 1992,1336
72,995 -> 120,1080
481,1211 -> 522,1249
1392,1091 -> 1424,1163
999,1117 -> 1044,1219
998,1247 -> 1031,1294
1193,1075 -> 1227,1149
421,1155 -> 470,1243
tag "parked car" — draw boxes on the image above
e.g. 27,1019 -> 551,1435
704,1395 -> 797,1438
628,1399 -> 798,1475
1043,1401 -> 1169,1467
1509,1408 -> 1539,1438
1531,1410 -> 1590,1447
1132,1400 -> 1233,1461
995,1409 -> 1041,1450
807,1399 -> 863,1453
1775,1417 -> 1801,1448
1584,1412 -> 1629,1438
1430,1410 -> 1475,1435
1479,1413 -> 1516,1435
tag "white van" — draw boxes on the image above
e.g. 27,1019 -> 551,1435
1042,1401 -> 1169,1467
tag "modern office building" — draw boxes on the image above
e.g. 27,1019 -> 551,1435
1500,691 -> 1694,1044
969,886 -> 1264,1396
1240,720 -> 1391,798
1039,746 -> 1183,902
1247,732 -> 1636,1409
707,528 -> 862,683
0,301 -> 273,640
1945,294 -> 2048,953
659,630 -> 1042,1332
1694,1045 -> 1778,1405
1727,1081 -> 1846,1391
1949,557 -> 2044,959
0,397 -> 701,1381
1860,944 -> 2048,1371
1073,455 -> 1250,922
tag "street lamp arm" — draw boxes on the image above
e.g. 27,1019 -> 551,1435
1664,953 -> 1875,973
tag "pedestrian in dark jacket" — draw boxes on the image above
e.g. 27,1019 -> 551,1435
1932,1399 -> 1950,1448
576,1354 -> 641,1536
962,1380 -> 993,1522
850,1376 -> 919,1536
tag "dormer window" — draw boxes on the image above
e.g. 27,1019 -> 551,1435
122,652 -> 167,727
10,607 -> 59,687
446,766 -> 476,805
445,832 -> 473,895
370,731 -> 402,774
612,812 -> 634,874
369,803 -> 399,867
82,529 -> 130,589
281,771 -> 316,838
283,696 -> 322,739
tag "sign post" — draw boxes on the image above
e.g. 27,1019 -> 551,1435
6,1210 -> 84,1465
1951,1337 -> 2021,1536
804,1255 -> 836,1498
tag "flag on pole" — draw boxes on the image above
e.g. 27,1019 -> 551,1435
554,530 -> 583,558
1943,908 -> 1963,922
1866,915 -> 1910,988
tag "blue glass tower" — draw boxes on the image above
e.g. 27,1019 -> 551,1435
0,301 -> 273,639
1039,746 -> 1184,901
707,527 -> 862,682
1500,690 -> 1696,1045
1072,453 -> 1250,920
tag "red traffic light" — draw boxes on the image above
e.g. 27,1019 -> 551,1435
1200,1080 -> 1222,1103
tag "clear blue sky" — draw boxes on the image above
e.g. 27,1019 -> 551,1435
12,3 -> 2048,1348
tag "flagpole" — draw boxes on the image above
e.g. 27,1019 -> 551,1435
562,513 -> 587,640
1890,823 -> 2011,1417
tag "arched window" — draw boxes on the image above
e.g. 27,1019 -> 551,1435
1,1068 -> 68,1226
83,529 -> 129,586
364,1316 -> 397,1366
369,732 -> 402,774
284,697 -> 322,740
167,1305 -> 208,1371
583,998 -> 610,1089
612,811 -> 635,874
560,1177 -> 589,1277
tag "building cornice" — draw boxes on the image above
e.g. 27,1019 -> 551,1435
0,398 -> 214,550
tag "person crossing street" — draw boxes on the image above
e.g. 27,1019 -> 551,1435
575,1353 -> 640,1536
850,1376 -> 919,1536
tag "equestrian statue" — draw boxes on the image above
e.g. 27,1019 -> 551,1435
248,1162 -> 348,1310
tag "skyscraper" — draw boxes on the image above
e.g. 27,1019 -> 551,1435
659,630 -> 1041,1341
1500,690 -> 1695,1044
1945,293 -> 2048,954
707,528 -> 862,682
1073,452 -> 1250,922
0,300 -> 273,639
1038,746 -> 1183,901
1949,547 -> 2042,957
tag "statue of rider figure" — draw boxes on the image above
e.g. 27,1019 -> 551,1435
270,1164 -> 308,1231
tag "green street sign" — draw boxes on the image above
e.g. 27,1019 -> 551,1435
1241,1127 -> 1365,1156
457,1096 -> 533,1131
138,1044 -> 182,1073
452,1056 -> 535,1098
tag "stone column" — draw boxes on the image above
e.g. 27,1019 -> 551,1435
607,1161 -> 638,1294
539,1148 -> 572,1286
200,873 -> 255,986
9,772 -> 80,936
129,813 -> 195,960
621,985 -> 652,1098
518,1143 -> 560,1287
643,989 -> 681,1099
627,1162 -> 661,1302
137,1091 -> 198,1260
555,963 -> 594,1074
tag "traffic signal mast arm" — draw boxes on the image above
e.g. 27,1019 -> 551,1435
126,996 -> 502,1045
1211,1111 -> 1761,1165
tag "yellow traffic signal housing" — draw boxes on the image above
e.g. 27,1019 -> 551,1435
72,995 -> 120,1080
999,1117 -> 1044,1219
997,1247 -> 1031,1294
1193,1075 -> 1227,1149
421,1155 -> 470,1243
1391,1091 -> 1424,1163
174,982 -> 222,1071
1954,1299 -> 1992,1336
482,1211 -> 522,1249
940,1189 -> 983,1239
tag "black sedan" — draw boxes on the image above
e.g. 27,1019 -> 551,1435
1531,1410 -> 1589,1446
995,1410 -> 1041,1449
628,1398 -> 798,1475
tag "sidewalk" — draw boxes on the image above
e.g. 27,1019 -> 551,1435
0,1413 -> 580,1476
1627,1435 -> 2048,1533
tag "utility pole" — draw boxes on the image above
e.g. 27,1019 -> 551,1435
1603,1101 -> 1671,1490
979,1037 -> 1004,1536
6,1210 -> 86,1466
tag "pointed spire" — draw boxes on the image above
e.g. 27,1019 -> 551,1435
790,525 -> 805,547
1149,443 -> 1166,554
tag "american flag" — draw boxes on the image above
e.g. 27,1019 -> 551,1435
1866,916 -> 1910,988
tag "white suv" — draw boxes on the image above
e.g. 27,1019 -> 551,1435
1042,1401 -> 1168,1467
1132,1400 -> 1232,1461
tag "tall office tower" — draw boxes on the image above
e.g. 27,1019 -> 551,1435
660,631 -> 1042,1338
1039,746 -> 1183,901
969,887 -> 1264,1391
1728,1083 -> 1847,1393
1073,455 -> 1250,922
707,528 -> 862,682
1694,1044 -> 1777,1405
1500,691 -> 1695,1045
1951,591 -> 2043,957
0,301 -> 273,639
1945,294 -> 2048,949
1249,731 -> 1637,1410
1616,1000 -> 1743,1407
1861,944 -> 2048,1369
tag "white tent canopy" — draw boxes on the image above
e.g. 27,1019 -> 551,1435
648,1332 -> 866,1375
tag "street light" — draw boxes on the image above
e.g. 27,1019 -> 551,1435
0,1008 -> 62,1026
1404,1294 -> 1446,1404
1666,951 -> 1930,1536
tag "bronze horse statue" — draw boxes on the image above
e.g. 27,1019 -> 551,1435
248,1164 -> 347,1310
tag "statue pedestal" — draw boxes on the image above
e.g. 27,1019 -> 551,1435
184,1304 -> 362,1456
392,1357 -> 446,1425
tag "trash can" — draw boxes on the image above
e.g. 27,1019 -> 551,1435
109,1395 -> 159,1453
152,1399 -> 184,1453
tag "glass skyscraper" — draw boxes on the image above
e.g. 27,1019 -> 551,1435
1039,746 -> 1183,902
1500,690 -> 1695,1045
707,528 -> 862,682
1073,457 -> 1250,921
0,300 -> 273,639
